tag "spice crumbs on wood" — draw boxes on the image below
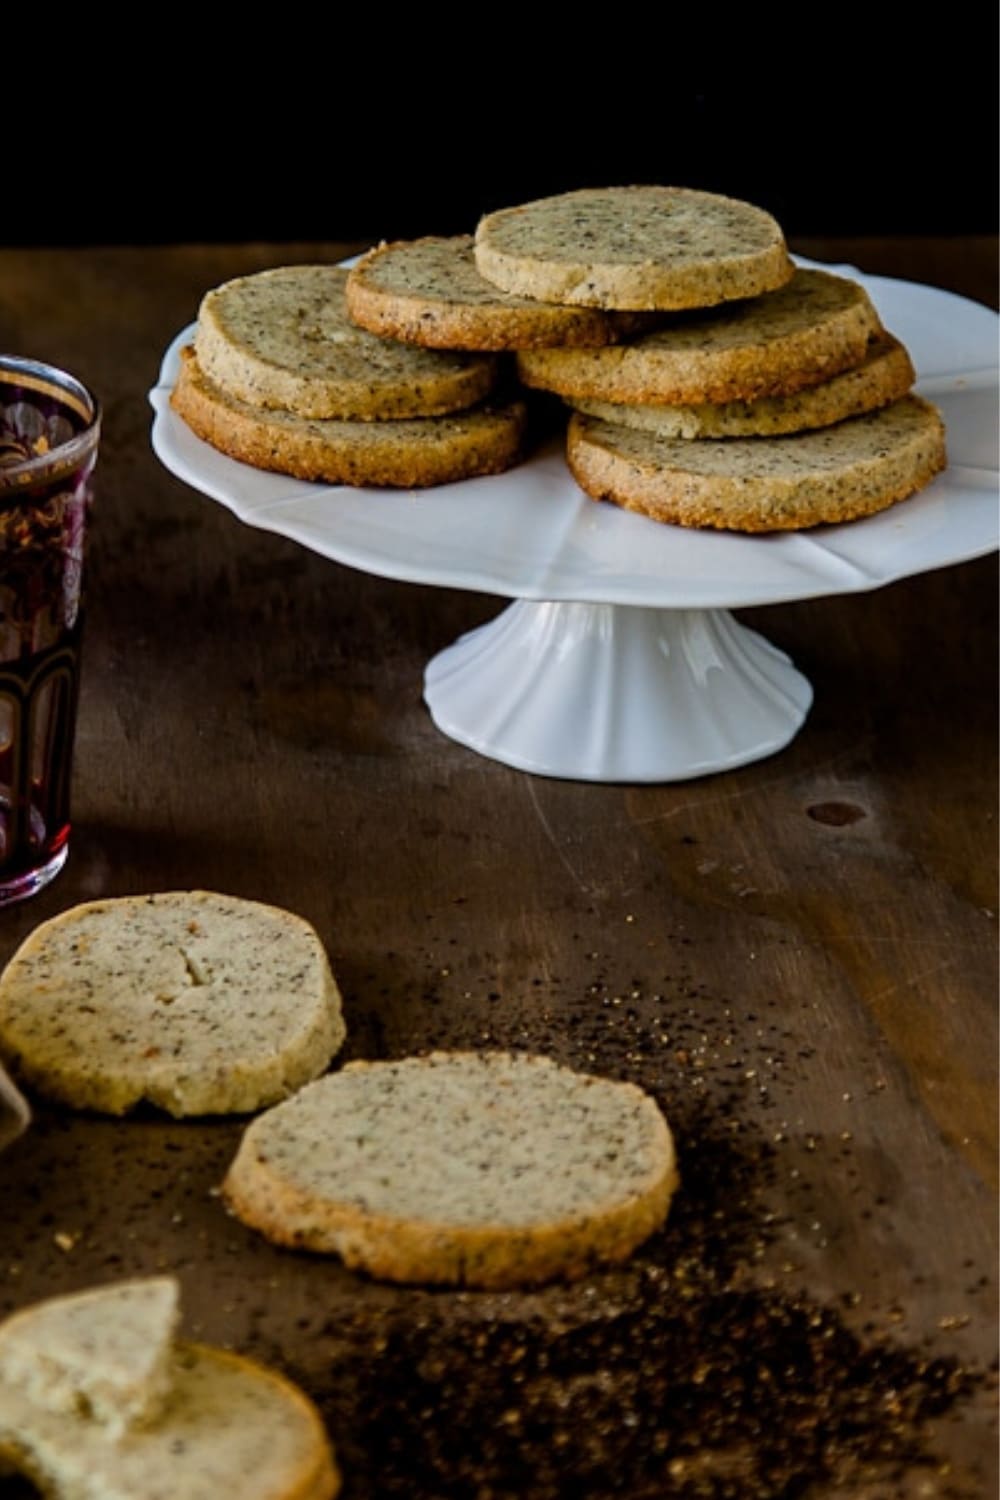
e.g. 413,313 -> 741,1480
307,947 -> 994,1498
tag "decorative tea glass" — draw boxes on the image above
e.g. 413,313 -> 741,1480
0,356 -> 100,906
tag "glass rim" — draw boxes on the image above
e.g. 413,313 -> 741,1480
0,354 -> 101,492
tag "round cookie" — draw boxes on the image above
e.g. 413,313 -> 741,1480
568,330 -> 916,438
194,264 -> 498,419
474,185 -> 794,310
0,890 -> 347,1117
0,1279 -> 340,1497
566,395 -> 947,533
223,1050 -> 679,1288
345,235 -> 663,349
0,1341 -> 340,1500
172,346 -> 527,488
517,268 -> 885,407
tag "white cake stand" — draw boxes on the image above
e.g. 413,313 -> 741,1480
149,262 -> 998,783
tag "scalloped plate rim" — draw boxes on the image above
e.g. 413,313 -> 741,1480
148,258 -> 999,611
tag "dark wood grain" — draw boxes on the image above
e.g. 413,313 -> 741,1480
0,238 -> 995,1498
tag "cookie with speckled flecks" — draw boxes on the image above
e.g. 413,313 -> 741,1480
345,235 -> 664,349
223,1050 -> 679,1288
0,1281 -> 339,1499
0,891 -> 345,1117
474,185 -> 794,310
516,268 -> 885,407
567,330 -> 916,438
172,346 -> 527,487
566,394 -> 946,532
0,1277 -> 179,1438
194,263 -> 498,418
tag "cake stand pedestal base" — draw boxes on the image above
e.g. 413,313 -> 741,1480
424,600 -> 813,783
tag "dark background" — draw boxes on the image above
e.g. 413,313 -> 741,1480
5,36 -> 997,247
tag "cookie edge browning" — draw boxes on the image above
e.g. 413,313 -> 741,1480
568,331 -> 917,438
181,1345 -> 341,1500
0,891 -> 347,1118
474,186 -> 795,311
221,1055 -> 679,1289
345,236 -> 664,350
565,397 -> 948,533
195,265 -> 498,419
171,348 -> 527,489
0,1341 -> 341,1500
517,276 -> 885,406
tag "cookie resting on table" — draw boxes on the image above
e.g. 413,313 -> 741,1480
223,1050 -> 679,1288
0,890 -> 346,1117
0,1280 -> 339,1500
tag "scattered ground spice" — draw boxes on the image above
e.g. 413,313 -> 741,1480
297,949 -> 996,1498
323,1287 -> 978,1499
2,944 -> 990,1498
298,1085 -> 989,1499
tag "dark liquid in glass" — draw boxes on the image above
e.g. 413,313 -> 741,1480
0,376 -> 96,900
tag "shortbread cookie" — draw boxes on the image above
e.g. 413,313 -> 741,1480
0,1315 -> 339,1499
474,185 -> 794,310
172,346 -> 527,487
345,235 -> 662,349
223,1050 -> 678,1289
0,1278 -> 179,1438
194,264 -> 497,418
0,1346 -> 339,1499
0,890 -> 346,1117
566,395 -> 946,533
517,268 -> 884,407
569,330 -> 915,438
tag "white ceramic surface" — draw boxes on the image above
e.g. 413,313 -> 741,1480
148,260 -> 998,782
0,1063 -> 30,1153
425,601 -> 814,782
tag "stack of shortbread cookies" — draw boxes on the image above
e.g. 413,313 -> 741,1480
171,264 -> 528,488
172,186 -> 946,528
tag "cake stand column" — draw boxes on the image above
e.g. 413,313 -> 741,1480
423,599 -> 813,783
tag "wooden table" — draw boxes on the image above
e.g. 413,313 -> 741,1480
0,237 -> 996,1498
